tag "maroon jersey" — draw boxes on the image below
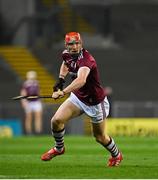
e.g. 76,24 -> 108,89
62,48 -> 106,105
22,80 -> 40,101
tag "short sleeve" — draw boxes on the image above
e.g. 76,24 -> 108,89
78,57 -> 96,70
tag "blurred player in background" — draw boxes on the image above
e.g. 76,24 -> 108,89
41,32 -> 123,166
21,71 -> 43,135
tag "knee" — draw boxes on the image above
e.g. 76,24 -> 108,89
51,116 -> 64,130
51,116 -> 60,126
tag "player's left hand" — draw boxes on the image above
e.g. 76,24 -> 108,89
52,90 -> 64,99
53,78 -> 65,92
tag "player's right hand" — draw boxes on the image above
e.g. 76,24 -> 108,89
52,90 -> 64,99
53,78 -> 65,92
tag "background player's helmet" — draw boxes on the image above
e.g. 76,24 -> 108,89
65,32 -> 82,45
26,71 -> 37,80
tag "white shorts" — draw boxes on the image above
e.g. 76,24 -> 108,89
25,101 -> 42,113
68,93 -> 110,123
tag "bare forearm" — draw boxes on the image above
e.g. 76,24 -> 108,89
63,67 -> 90,94
63,78 -> 85,94
52,67 -> 90,99
59,62 -> 68,79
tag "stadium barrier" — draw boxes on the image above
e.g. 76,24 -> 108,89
0,119 -> 22,137
84,117 -> 158,136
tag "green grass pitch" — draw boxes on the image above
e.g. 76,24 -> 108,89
0,135 -> 158,179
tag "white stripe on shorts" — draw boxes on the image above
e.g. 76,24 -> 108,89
68,93 -> 110,123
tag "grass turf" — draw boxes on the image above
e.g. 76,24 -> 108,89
0,135 -> 158,179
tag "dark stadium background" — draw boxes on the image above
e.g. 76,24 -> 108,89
0,0 -> 158,136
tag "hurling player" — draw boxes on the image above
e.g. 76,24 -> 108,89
41,32 -> 123,166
